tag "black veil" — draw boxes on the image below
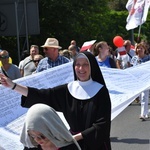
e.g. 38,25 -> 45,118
73,51 -> 106,86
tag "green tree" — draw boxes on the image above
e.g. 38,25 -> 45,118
108,0 -> 128,11
1,0 -> 150,65
38,0 -> 110,48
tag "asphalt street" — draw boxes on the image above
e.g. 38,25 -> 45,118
110,102 -> 150,150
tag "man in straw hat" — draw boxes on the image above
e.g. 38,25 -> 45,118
36,38 -> 70,72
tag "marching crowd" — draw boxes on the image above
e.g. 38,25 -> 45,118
0,37 -> 150,150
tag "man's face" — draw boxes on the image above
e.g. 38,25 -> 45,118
30,47 -> 39,57
71,40 -> 76,45
0,51 -> 9,64
43,47 -> 56,58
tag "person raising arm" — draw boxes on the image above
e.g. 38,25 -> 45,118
0,73 -> 28,97
0,51 -> 111,150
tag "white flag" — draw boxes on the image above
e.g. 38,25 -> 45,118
80,40 -> 96,51
126,0 -> 150,30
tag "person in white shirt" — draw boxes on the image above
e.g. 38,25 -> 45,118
124,40 -> 135,62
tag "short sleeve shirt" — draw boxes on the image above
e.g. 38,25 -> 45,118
117,53 -> 130,69
36,55 -> 70,72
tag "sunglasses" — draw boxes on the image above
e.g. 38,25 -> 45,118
29,134 -> 46,140
0,55 -> 9,59
43,47 -> 48,51
33,60 -> 41,63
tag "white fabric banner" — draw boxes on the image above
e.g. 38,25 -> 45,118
0,61 -> 150,149
126,0 -> 150,30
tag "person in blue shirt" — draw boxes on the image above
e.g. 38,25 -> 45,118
36,38 -> 70,72
94,41 -> 116,68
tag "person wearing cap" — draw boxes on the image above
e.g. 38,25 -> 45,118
0,51 -> 111,150
0,50 -> 21,80
36,38 -> 70,72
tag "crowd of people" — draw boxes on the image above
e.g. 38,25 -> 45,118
0,37 -> 150,150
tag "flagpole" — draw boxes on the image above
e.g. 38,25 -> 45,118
131,29 -> 134,45
137,25 -> 142,43
126,0 -> 150,41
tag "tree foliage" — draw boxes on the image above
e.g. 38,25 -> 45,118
0,0 -> 150,64
38,0 -> 109,47
108,0 -> 128,11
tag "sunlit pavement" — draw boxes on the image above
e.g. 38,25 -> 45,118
110,101 -> 150,150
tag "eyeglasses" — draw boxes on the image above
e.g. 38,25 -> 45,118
29,134 -> 46,140
0,55 -> 9,59
75,63 -> 89,68
33,60 -> 41,63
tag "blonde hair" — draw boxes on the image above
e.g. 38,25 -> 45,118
33,54 -> 43,60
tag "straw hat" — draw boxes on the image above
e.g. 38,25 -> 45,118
41,38 -> 62,49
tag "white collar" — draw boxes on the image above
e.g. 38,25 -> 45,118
67,78 -> 103,100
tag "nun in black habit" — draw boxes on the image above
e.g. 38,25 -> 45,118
0,51 -> 112,150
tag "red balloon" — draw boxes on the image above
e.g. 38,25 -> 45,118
113,36 -> 124,47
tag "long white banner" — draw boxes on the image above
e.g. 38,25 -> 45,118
0,61 -> 150,149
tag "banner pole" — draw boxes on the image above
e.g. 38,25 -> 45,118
131,29 -> 134,45
137,25 -> 142,43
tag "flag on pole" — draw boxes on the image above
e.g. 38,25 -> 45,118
80,40 -> 96,51
126,0 -> 150,31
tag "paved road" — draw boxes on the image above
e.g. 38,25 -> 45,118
110,102 -> 150,150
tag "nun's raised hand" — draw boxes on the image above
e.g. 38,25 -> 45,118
0,73 -> 14,89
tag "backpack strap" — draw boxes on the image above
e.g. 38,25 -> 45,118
127,53 -> 132,59
21,60 -> 33,76
0,66 -> 9,78
23,60 -> 33,69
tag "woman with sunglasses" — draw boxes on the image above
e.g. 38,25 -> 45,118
32,54 -> 44,74
33,55 -> 44,67
22,104 -> 81,150
0,51 -> 111,150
